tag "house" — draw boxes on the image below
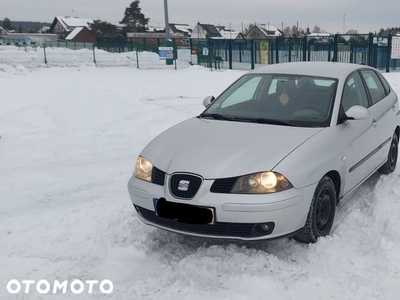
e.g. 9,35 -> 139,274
0,26 -> 8,37
49,16 -> 93,39
65,27 -> 96,43
245,24 -> 282,40
169,23 -> 192,37
191,23 -> 222,39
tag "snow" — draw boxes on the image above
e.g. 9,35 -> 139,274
57,16 -> 93,30
1,48 -> 400,300
65,27 -> 84,41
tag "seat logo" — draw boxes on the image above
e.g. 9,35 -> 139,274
178,180 -> 190,191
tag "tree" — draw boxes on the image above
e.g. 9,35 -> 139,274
18,24 -> 23,33
283,26 -> 291,36
2,18 -> 13,31
120,1 -> 149,34
90,20 -> 118,36
244,23 -> 257,34
312,25 -> 321,33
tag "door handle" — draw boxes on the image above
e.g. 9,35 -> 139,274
372,119 -> 377,128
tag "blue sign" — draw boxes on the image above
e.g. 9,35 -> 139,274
158,46 -> 174,60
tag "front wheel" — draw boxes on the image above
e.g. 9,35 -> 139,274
378,134 -> 398,175
294,176 -> 336,244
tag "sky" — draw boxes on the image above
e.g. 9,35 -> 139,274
1,0 -> 399,34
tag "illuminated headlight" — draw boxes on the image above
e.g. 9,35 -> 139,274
231,171 -> 293,194
134,156 -> 153,182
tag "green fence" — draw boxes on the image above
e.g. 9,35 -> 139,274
191,33 -> 400,72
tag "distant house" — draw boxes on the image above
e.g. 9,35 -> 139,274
0,26 -> 8,37
169,23 -> 192,37
65,27 -> 96,43
191,23 -> 222,39
49,16 -> 94,39
245,24 -> 282,39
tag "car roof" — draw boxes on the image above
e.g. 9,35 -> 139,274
249,62 -> 374,78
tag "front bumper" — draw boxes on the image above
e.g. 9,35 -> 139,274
127,175 -> 317,241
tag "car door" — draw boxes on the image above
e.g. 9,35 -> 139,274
337,72 -> 378,195
360,70 -> 397,165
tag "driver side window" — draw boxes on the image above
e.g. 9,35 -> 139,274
342,72 -> 369,112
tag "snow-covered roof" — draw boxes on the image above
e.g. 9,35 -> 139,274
56,16 -> 93,31
65,27 -> 85,40
308,32 -> 333,37
258,25 -> 281,37
174,25 -> 191,33
217,31 -> 241,39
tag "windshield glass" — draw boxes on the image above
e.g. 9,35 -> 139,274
201,74 -> 337,127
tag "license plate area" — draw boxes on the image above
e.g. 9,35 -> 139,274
154,198 -> 214,225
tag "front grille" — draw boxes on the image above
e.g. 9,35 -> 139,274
210,177 -> 238,193
137,206 -> 273,238
169,173 -> 202,199
152,167 -> 166,186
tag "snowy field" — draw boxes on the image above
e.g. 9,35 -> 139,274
1,50 -> 400,300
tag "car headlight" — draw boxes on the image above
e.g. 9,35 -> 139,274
134,156 -> 153,182
231,171 -> 293,194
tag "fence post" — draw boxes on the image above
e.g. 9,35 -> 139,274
275,37 -> 279,64
251,40 -> 255,70
239,42 -> 242,63
43,43 -> 47,64
93,45 -> 96,64
368,33 -> 374,67
136,49 -> 139,69
302,37 -> 307,61
333,34 -> 339,62
386,33 -> 392,73
228,40 -> 233,70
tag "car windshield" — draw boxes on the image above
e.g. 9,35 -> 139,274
200,74 -> 338,127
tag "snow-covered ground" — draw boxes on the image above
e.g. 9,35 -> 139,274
1,50 -> 400,300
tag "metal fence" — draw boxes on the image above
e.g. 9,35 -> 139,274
191,34 -> 400,72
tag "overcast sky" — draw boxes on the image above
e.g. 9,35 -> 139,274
1,0 -> 399,33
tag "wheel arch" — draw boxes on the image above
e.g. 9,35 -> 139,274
324,170 -> 341,204
395,126 -> 399,143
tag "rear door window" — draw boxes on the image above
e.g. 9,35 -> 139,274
361,70 -> 387,105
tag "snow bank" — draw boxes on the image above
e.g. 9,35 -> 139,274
0,45 -> 191,70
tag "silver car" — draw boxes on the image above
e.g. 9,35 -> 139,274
128,62 -> 399,243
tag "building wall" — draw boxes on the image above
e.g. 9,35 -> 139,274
72,29 -> 96,43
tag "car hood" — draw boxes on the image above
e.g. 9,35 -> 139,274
141,118 -> 324,179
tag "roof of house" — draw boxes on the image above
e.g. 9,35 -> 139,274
170,23 -> 192,34
51,16 -> 93,32
257,25 -> 281,37
198,23 -> 222,38
65,27 -> 85,40
216,30 -> 242,39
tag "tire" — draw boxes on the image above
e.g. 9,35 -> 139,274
378,134 -> 398,175
294,176 -> 336,244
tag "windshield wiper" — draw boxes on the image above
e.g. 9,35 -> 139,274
199,113 -> 235,121
232,117 -> 294,126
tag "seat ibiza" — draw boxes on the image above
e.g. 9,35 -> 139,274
128,62 -> 400,243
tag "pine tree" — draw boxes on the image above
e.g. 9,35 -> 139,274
120,1 -> 150,34
2,18 -> 13,31
90,20 -> 118,37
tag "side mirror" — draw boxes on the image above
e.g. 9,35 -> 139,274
345,105 -> 369,120
203,96 -> 215,107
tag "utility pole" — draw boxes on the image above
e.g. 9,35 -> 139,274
164,0 -> 173,65
164,0 -> 170,40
